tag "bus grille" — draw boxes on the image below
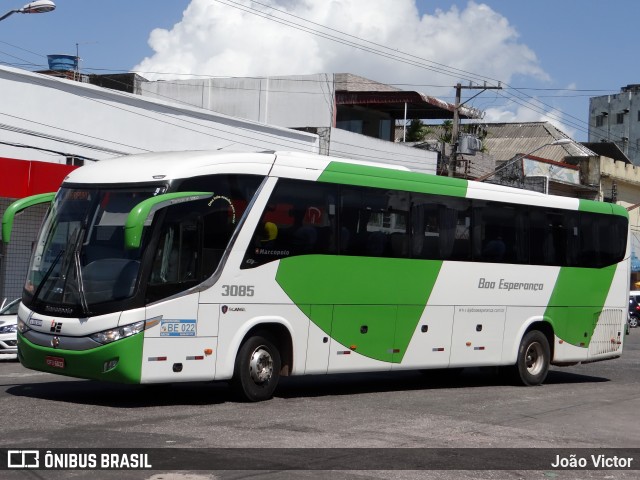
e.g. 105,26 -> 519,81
589,308 -> 624,357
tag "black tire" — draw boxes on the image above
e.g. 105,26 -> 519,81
514,330 -> 550,386
232,333 -> 281,402
629,315 -> 638,328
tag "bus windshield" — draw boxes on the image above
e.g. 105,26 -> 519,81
24,186 -> 162,316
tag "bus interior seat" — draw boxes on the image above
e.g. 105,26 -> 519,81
421,235 -> 440,259
451,239 -> 470,260
292,225 -> 317,253
365,231 -> 387,257
390,233 -> 410,258
83,259 -> 140,303
339,227 -> 351,253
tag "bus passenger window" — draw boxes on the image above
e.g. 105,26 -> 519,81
149,221 -> 198,285
412,194 -> 470,261
241,179 -> 338,269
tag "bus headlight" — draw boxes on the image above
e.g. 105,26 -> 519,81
17,317 -> 31,334
90,320 -> 145,345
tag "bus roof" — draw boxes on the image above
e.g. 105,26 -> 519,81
62,150 -> 409,185
61,150 -> 627,218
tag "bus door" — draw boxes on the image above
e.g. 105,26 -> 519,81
140,207 -> 218,383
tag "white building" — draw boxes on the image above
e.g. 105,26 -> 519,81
139,73 -> 469,174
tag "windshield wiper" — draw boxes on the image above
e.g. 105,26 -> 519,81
63,222 -> 90,317
74,249 -> 89,316
32,248 -> 65,302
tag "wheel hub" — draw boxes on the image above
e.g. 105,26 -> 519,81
249,347 -> 273,384
525,341 -> 544,376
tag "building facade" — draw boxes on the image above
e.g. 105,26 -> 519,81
589,84 -> 640,165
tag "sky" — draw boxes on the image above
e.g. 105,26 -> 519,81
1,0 -> 639,141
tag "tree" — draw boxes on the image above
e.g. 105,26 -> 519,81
404,119 -> 432,142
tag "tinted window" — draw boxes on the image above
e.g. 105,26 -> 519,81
473,201 -> 528,264
242,179 -> 338,269
412,194 -> 471,261
146,174 -> 262,301
240,178 -> 627,269
341,187 -> 410,258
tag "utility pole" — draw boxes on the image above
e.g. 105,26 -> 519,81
448,82 -> 502,177
447,83 -> 462,177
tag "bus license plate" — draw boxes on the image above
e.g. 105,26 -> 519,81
45,356 -> 65,369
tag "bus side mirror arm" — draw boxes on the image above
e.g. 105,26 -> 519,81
124,192 -> 213,250
2,192 -> 55,244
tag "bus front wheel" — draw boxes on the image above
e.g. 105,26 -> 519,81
514,330 -> 550,386
232,333 -> 281,402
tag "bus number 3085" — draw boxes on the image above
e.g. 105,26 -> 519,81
221,285 -> 255,297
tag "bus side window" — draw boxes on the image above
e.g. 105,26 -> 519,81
146,204 -> 201,302
149,220 -> 199,285
412,194 -> 470,261
241,179 -> 337,269
473,201 -> 525,264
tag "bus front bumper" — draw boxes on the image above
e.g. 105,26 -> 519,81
18,332 -> 144,383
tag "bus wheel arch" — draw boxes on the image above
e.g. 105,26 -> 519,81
231,323 -> 293,402
514,324 -> 553,386
525,321 -> 555,363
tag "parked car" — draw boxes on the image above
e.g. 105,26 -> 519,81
0,298 -> 19,357
629,292 -> 640,328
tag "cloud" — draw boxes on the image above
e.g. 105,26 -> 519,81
133,0 -> 553,120
483,101 -> 577,139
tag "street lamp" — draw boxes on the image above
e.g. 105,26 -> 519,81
0,0 -> 55,22
476,138 -> 572,183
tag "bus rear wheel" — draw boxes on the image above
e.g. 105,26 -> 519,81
514,330 -> 550,386
232,333 -> 281,402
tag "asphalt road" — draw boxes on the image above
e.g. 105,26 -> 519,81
0,328 -> 639,480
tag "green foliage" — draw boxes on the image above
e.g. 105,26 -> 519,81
404,119 -> 432,142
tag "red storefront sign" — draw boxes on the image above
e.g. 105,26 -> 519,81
0,157 -> 77,198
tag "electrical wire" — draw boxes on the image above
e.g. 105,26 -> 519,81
0,1 -> 636,161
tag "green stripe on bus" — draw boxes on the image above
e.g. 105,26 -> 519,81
579,199 -> 613,215
318,162 -> 468,198
544,265 -> 617,347
579,199 -> 628,218
276,255 -> 443,363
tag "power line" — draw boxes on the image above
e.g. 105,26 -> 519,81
0,2 -> 637,160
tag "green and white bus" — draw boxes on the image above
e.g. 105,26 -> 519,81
2,151 -> 630,401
